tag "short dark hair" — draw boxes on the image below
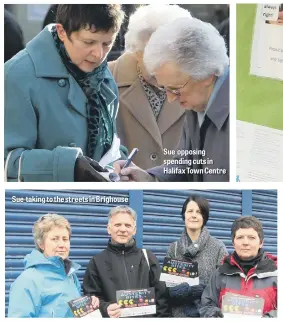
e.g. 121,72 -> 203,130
231,216 -> 264,242
56,4 -> 124,37
181,195 -> 209,226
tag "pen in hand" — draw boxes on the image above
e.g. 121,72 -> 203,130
122,148 -> 139,170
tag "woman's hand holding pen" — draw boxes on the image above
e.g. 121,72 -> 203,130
113,160 -> 155,182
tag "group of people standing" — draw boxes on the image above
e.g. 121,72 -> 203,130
8,196 -> 277,318
4,4 -> 229,182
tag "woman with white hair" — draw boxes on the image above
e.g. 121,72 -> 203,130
114,16 -> 230,182
8,214 -> 99,317
109,4 -> 191,169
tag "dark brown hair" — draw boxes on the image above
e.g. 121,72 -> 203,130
181,195 -> 209,226
231,216 -> 264,242
56,4 -> 124,37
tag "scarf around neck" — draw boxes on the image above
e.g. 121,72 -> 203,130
176,226 -> 210,260
137,65 -> 166,120
51,26 -> 113,160
233,248 -> 264,275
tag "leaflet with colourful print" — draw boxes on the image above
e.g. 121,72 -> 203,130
160,257 -> 199,286
222,292 -> 265,317
68,295 -> 102,318
116,288 -> 156,317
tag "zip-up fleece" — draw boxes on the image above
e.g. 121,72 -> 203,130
83,240 -> 170,317
200,252 -> 277,317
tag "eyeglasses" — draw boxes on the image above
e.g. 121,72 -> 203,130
156,78 -> 191,96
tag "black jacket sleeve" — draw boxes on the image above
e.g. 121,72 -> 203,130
82,257 -> 113,317
147,250 -> 170,317
199,269 -> 223,318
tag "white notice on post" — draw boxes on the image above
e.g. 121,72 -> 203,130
250,4 -> 283,81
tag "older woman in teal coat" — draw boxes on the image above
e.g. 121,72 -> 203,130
4,5 -> 125,182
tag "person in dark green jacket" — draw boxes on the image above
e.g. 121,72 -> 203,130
5,5 -> 125,182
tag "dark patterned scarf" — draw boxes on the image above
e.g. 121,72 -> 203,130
51,26 -> 112,160
137,65 -> 166,120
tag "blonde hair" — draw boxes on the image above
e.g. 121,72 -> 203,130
33,214 -> 71,251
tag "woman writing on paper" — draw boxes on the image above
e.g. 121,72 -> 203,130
4,5 -> 125,182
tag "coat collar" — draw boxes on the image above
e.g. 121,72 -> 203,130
219,252 -> 277,277
107,238 -> 139,254
206,69 -> 229,131
26,25 -> 115,118
109,53 -> 185,147
26,25 -> 69,78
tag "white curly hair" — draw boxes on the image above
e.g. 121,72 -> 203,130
124,4 -> 191,53
144,17 -> 229,80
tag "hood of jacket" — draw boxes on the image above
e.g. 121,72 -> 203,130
24,249 -> 81,275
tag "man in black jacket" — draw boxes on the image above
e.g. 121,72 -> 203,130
83,206 -> 169,317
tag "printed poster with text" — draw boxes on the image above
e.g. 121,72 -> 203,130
250,4 -> 283,81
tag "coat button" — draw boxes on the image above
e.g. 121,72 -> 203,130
150,153 -> 158,161
68,142 -> 76,147
58,79 -> 66,87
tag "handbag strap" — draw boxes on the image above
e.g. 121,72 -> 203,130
142,248 -> 149,267
4,149 -> 23,182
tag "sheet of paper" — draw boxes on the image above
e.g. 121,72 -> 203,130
250,4 -> 283,81
237,120 -> 283,181
99,134 -> 121,167
160,273 -> 199,287
81,310 -> 102,318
